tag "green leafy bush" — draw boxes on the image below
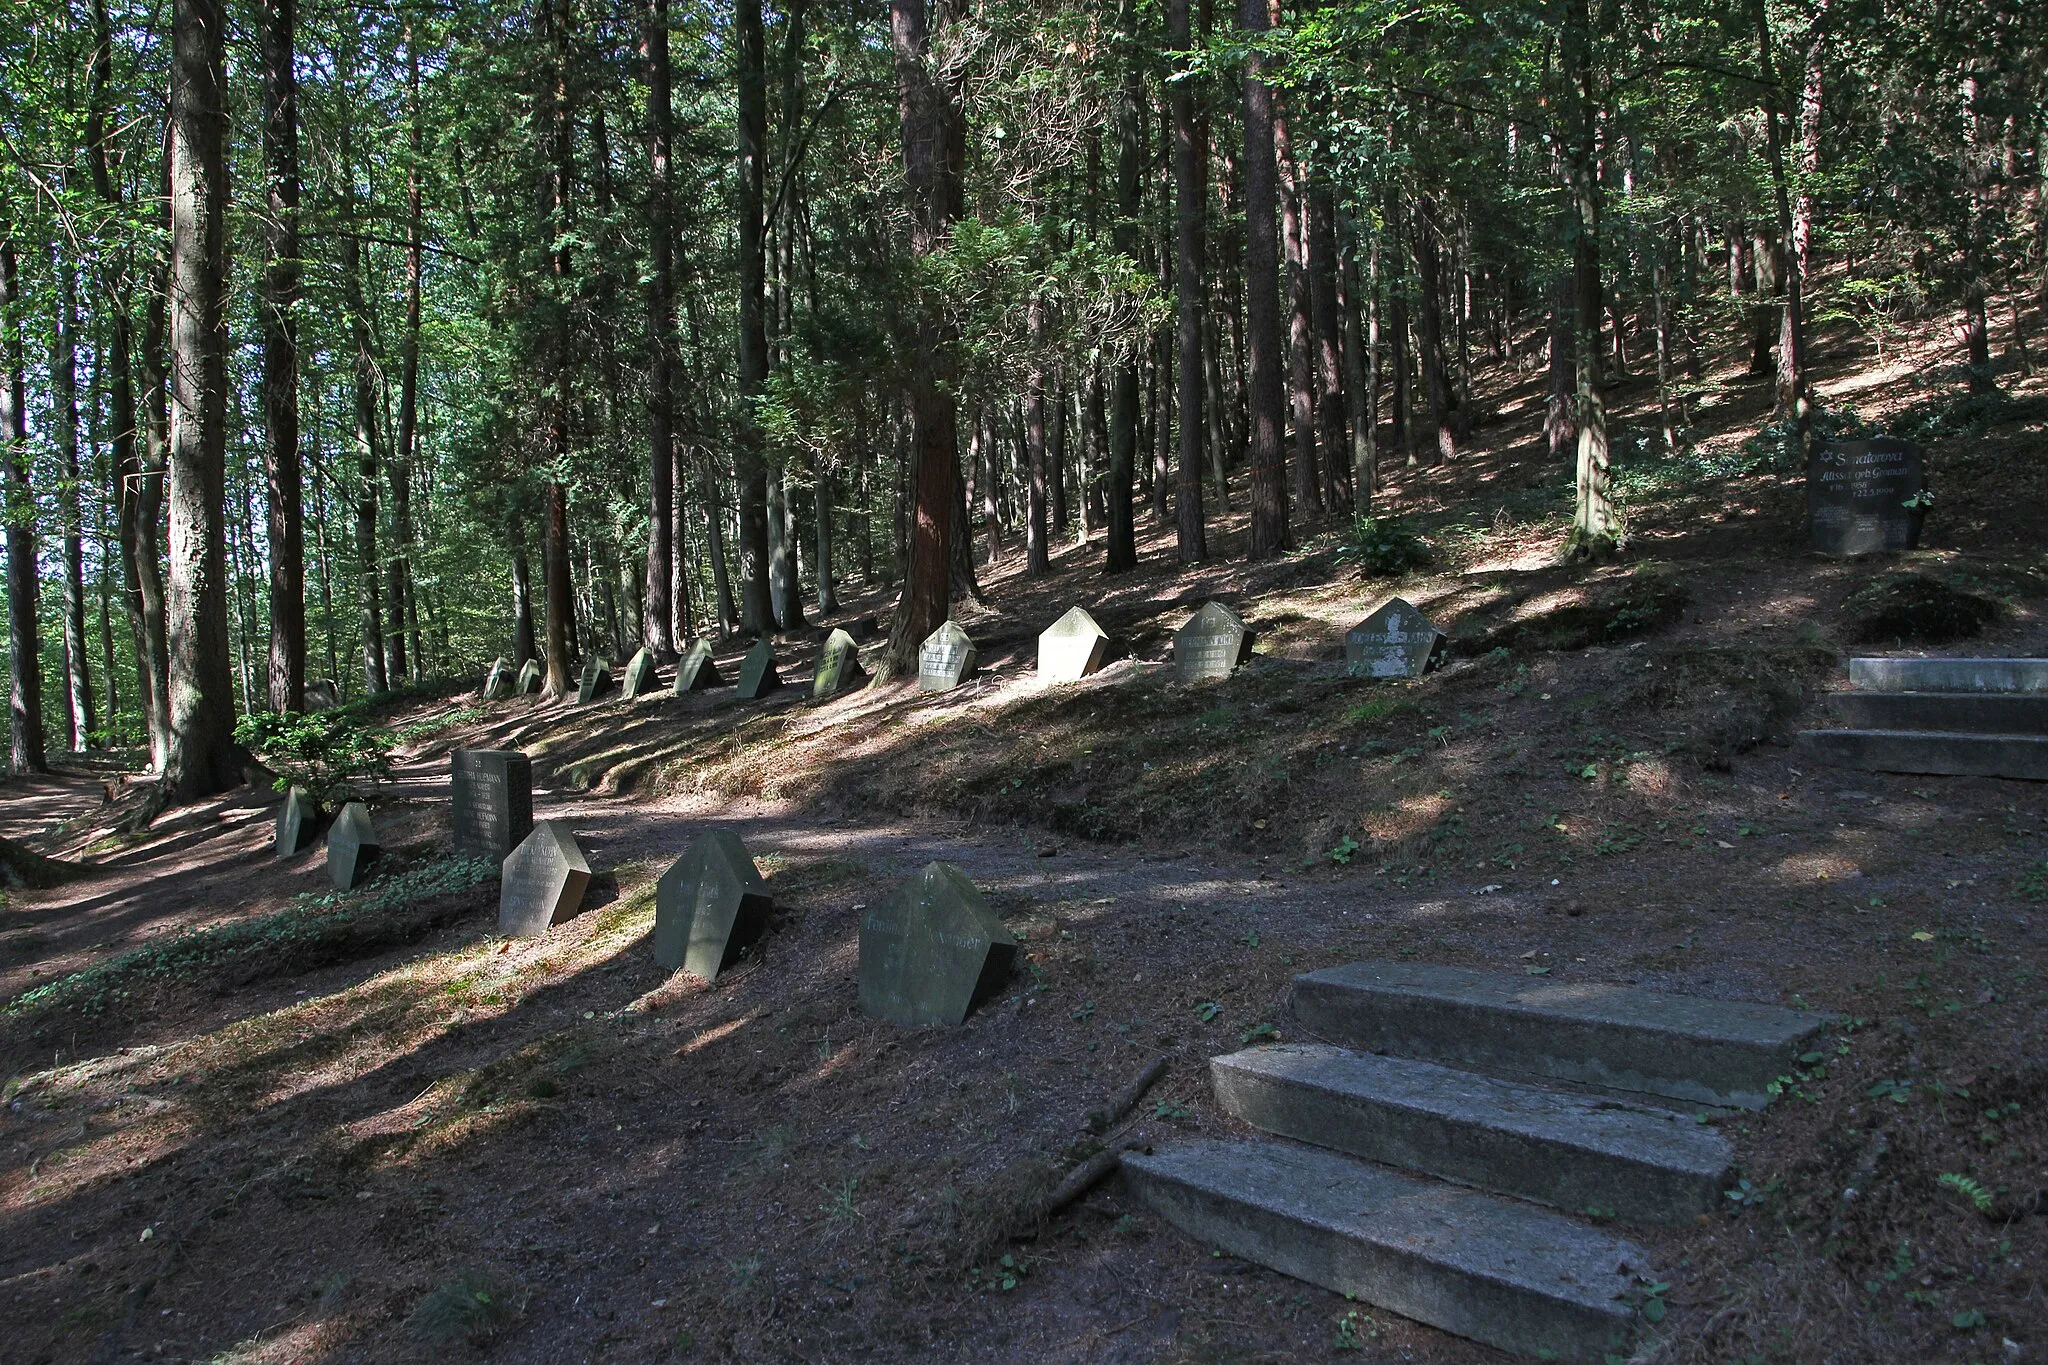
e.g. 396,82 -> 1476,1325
1335,514 -> 1430,577
234,709 -> 393,806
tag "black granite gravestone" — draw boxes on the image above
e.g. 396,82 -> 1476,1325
737,640 -> 782,700
483,657 -> 514,700
452,749 -> 533,859
813,628 -> 867,700
275,787 -> 320,858
327,801 -> 380,890
654,831 -> 773,980
517,658 -> 542,695
498,820 -> 591,937
1038,606 -> 1109,682
1174,602 -> 1254,682
623,647 -> 660,698
1343,598 -> 1444,679
859,862 -> 1018,1027
673,638 -> 720,693
1808,438 -> 1926,557
578,654 -> 616,703
918,620 -> 977,692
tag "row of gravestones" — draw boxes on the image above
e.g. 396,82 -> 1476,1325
451,748 -> 1011,1024
273,788 -> 382,890
483,630 -> 870,706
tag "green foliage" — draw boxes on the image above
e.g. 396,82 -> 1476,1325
1937,1172 -> 1993,1215
1736,407 -> 1883,475
2018,862 -> 2048,903
234,710 -> 394,807
405,1271 -> 523,1346
1334,514 -> 1430,578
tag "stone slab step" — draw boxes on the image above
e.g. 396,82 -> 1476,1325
1848,657 -> 2048,694
1826,691 -> 2048,734
1212,1044 -> 1732,1223
1795,729 -> 2048,781
1124,1138 -> 1647,1360
1291,961 -> 1827,1110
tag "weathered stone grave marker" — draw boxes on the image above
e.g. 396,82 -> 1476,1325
451,749 -> 533,859
1344,598 -> 1444,679
498,820 -> 591,937
327,801 -> 380,890
578,654 -> 616,703
918,620 -> 977,692
623,647 -> 661,698
1175,602 -> 1254,682
1808,437 -> 1926,557
813,628 -> 867,700
737,640 -> 782,700
483,657 -> 514,700
859,862 -> 1018,1027
1038,606 -> 1109,683
673,638 -> 720,694
274,787 -> 320,857
654,830 -> 773,980
304,679 -> 339,711
517,658 -> 542,694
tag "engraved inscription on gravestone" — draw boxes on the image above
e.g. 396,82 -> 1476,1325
451,749 -> 533,859
1808,438 -> 1926,557
1343,597 -> 1445,679
1174,602 -> 1254,683
274,787 -> 320,858
1037,606 -> 1110,683
918,620 -> 977,692
859,862 -> 1018,1027
483,657 -> 514,700
654,830 -> 774,980
578,654 -> 616,703
517,658 -> 542,694
813,628 -> 868,700
623,647 -> 660,698
498,820 -> 592,937
326,801 -> 380,890
673,638 -> 720,694
736,640 -> 782,700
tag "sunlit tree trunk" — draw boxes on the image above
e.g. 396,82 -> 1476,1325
1241,0 -> 1287,557
1563,0 -> 1617,562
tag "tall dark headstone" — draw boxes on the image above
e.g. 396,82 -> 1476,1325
451,749 -> 534,860
498,820 -> 591,937
859,862 -> 1018,1027
623,647 -> 661,698
274,787 -> 320,858
812,628 -> 868,700
578,654 -> 616,703
516,659 -> 542,695
918,620 -> 977,692
737,640 -> 782,700
1344,598 -> 1445,679
1174,602 -> 1254,682
654,830 -> 774,980
1809,438 -> 1926,557
483,657 -> 514,700
1038,606 -> 1110,683
327,801 -> 381,890
673,638 -> 721,694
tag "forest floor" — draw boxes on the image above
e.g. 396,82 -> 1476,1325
3,302 -> 2047,1365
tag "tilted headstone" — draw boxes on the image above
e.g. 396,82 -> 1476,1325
812,628 -> 868,700
516,658 -> 542,695
578,654 -> 616,704
623,647 -> 661,698
1344,597 -> 1445,679
274,787 -> 320,858
673,638 -> 720,694
483,657 -> 514,700
1038,606 -> 1109,683
736,640 -> 782,700
327,801 -> 381,890
1174,602 -> 1254,683
451,749 -> 534,860
654,830 -> 773,980
918,620 -> 977,692
498,820 -> 591,937
859,862 -> 1018,1027
304,679 -> 340,712
1808,437 -> 1926,557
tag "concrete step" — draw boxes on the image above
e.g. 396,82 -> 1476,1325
1124,1139 -> 1648,1360
1291,961 -> 1827,1110
1212,1044 -> 1732,1223
1795,728 -> 2048,781
1848,657 -> 2048,694
1826,691 -> 2048,734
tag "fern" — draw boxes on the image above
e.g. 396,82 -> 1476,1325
1938,1172 -> 1993,1215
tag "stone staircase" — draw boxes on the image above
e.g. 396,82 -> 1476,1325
1124,962 -> 1829,1360
1796,656 -> 2048,781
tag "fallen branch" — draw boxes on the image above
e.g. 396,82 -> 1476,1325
1085,1054 -> 1169,1134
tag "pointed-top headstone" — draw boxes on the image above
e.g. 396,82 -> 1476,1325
859,862 -> 1018,1027
812,628 -> 868,701
1174,602 -> 1255,682
483,657 -> 514,700
1038,606 -> 1110,683
654,831 -> 774,980
498,820 -> 592,937
918,620 -> 977,692
275,787 -> 320,858
517,658 -> 542,695
736,639 -> 782,700
673,638 -> 721,694
623,647 -> 661,698
578,654 -> 616,703
452,749 -> 533,860
1344,597 -> 1444,679
327,801 -> 381,890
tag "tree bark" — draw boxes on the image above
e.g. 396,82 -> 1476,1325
138,241 -> 172,766
1414,196 -> 1457,463
1563,0 -> 1617,561
511,543 -> 537,665
53,251 -> 94,749
2,236 -> 45,774
1307,183 -> 1348,508
735,0 -> 773,635
539,0 -> 577,695
1340,227 -> 1374,510
387,34 -> 425,686
1757,0 -> 1808,444
1240,0 -> 1287,557
1272,85 -> 1320,514
1104,0 -> 1141,574
1170,0 -> 1208,562
641,0 -> 677,658
260,0 -> 304,713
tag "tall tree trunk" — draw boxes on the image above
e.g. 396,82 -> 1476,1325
1170,0 -> 1208,563
2,236 -> 46,774
1272,86 -> 1320,514
511,543 -> 537,665
735,0 -> 773,635
1544,271 -> 1576,460
1025,302 -> 1051,576
260,0 -> 304,713
1563,0 -> 1617,561
53,251 -> 94,749
1414,195 -> 1457,463
1240,0 -> 1287,557
1307,183 -> 1348,509
139,256 -> 172,765
813,459 -> 836,615
386,35 -> 425,686
539,0 -> 577,694
342,227 -> 387,697
641,0 -> 677,658
1757,0 -> 1808,444
1104,0 -> 1141,574
699,450 -> 737,631
1340,227 -> 1374,510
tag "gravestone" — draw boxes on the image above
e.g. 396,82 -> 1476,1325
918,620 -> 977,692
578,654 -> 616,704
1038,606 -> 1110,683
623,647 -> 660,698
1344,598 -> 1444,679
859,862 -> 1018,1027
812,628 -> 868,700
1808,438 -> 1926,557
1174,602 -> 1254,682
304,679 -> 339,711
498,820 -> 591,937
673,638 -> 720,694
451,749 -> 533,859
737,640 -> 782,700
326,801 -> 380,890
654,830 -> 773,980
274,787 -> 320,858
483,657 -> 514,700
517,659 -> 542,695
